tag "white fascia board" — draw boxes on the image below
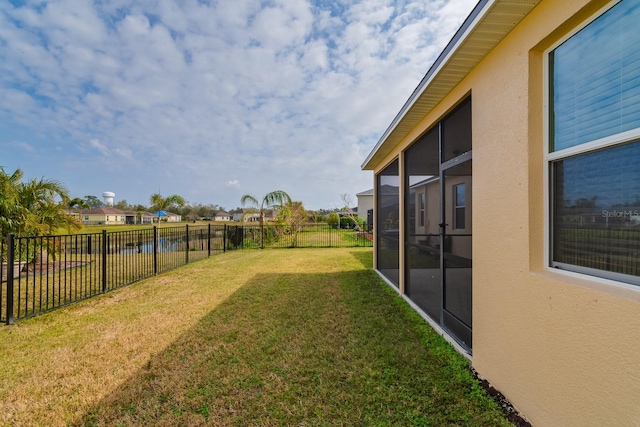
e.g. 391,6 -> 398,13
361,0 -> 495,171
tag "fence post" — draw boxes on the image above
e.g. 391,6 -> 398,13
223,224 -> 227,253
101,230 -> 107,293
185,224 -> 189,265
6,234 -> 15,325
207,223 -> 211,257
153,226 -> 158,275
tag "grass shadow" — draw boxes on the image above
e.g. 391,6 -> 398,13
73,263 -> 509,426
348,249 -> 373,268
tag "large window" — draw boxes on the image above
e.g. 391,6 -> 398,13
548,0 -> 640,285
453,184 -> 466,230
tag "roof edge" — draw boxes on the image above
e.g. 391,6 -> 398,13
361,0 -> 493,170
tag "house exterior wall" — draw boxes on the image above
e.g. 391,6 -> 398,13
140,215 -> 154,224
356,193 -> 373,222
82,213 -> 125,225
412,190 -> 425,236
234,213 -> 259,222
367,0 -> 640,425
424,182 -> 439,236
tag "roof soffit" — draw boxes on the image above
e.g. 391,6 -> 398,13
362,0 -> 540,170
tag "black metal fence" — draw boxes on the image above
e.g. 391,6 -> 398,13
0,223 -> 372,324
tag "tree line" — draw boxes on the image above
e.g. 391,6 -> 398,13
1,167 -> 364,238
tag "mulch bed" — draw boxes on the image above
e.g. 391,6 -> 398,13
472,368 -> 532,426
1,260 -> 91,283
21,260 -> 91,274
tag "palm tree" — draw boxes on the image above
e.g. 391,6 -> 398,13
0,167 -> 23,238
0,168 -> 80,266
149,193 -> 186,221
0,167 -> 78,237
241,190 -> 291,248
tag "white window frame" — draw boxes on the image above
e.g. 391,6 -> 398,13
543,0 -> 640,290
419,192 -> 425,227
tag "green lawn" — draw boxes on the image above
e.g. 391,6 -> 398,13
0,248 -> 511,426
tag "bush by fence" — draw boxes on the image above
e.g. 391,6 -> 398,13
0,223 -> 372,324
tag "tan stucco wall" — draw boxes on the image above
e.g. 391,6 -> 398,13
472,1 -> 640,425
371,0 -> 640,425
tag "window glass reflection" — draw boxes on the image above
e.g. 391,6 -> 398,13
553,141 -> 640,279
551,1 -> 640,151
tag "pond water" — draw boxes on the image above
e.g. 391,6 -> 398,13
119,238 -> 183,254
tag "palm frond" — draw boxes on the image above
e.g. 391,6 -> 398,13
263,190 -> 291,209
240,194 -> 259,209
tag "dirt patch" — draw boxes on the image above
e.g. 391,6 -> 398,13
20,260 -> 91,274
1,261 -> 86,282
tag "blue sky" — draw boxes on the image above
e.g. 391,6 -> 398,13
1,0 -> 476,210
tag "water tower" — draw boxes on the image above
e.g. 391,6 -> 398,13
102,191 -> 115,206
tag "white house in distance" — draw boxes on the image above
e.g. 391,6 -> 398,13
214,211 -> 230,221
123,211 -> 155,225
356,189 -> 373,223
232,210 -> 261,222
163,212 -> 182,222
81,206 -> 126,225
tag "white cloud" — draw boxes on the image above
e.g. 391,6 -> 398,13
16,141 -> 35,152
0,0 -> 477,210
89,139 -> 109,156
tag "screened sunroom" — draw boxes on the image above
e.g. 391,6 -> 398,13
362,0 -> 640,425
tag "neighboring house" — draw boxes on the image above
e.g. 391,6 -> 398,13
81,206 -> 126,225
64,209 -> 81,222
164,211 -> 181,222
240,209 -> 277,222
263,209 -> 278,221
233,211 -> 260,222
361,1 -> 640,425
140,212 -> 155,224
123,211 -> 137,225
356,189 -> 373,223
123,211 -> 155,225
214,211 -> 230,221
